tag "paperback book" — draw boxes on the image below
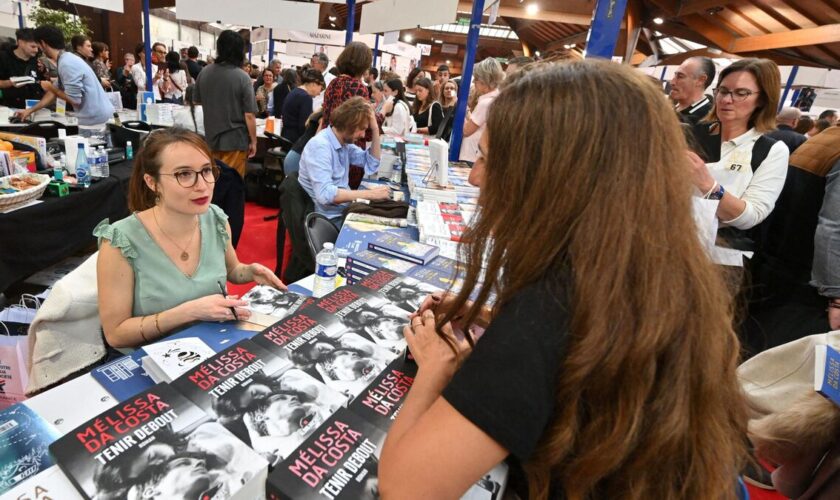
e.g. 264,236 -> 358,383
313,286 -> 409,351
356,268 -> 442,315
266,407 -> 386,500
348,356 -> 417,432
346,249 -> 420,276
172,340 -> 347,466
50,383 -> 269,500
334,219 -> 419,255
253,307 -> 399,402
0,404 -> 59,495
367,232 -> 440,265
243,285 -> 314,327
90,350 -> 154,402
815,344 -> 840,406
1,465 -> 82,500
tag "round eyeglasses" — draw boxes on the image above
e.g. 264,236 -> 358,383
714,87 -> 760,102
159,166 -> 219,188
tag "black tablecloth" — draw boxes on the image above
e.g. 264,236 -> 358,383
0,161 -> 133,293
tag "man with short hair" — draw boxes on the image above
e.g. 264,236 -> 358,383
16,26 -> 113,126
185,46 -> 202,80
194,30 -> 257,177
819,109 -> 837,126
767,107 -> 807,154
311,52 -> 333,108
299,96 -> 390,227
0,28 -> 47,109
670,56 -> 715,125
365,67 -> 378,87
505,56 -> 533,77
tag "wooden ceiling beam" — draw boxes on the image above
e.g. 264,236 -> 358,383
545,31 -> 589,51
677,14 -> 737,49
456,1 -> 610,26
730,23 -> 840,52
676,0 -> 740,16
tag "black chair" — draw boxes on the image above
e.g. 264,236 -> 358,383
19,120 -> 67,140
122,120 -> 152,131
304,212 -> 339,265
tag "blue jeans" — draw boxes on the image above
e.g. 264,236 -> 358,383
284,150 -> 301,175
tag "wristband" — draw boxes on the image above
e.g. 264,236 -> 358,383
708,183 -> 726,201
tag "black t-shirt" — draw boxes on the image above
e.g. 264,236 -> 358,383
272,83 -> 293,119
443,276 -> 570,498
185,59 -> 202,81
281,87 -> 314,144
0,48 -> 46,109
678,95 -> 713,125
413,101 -> 444,135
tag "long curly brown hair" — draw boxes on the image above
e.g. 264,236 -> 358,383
441,60 -> 748,499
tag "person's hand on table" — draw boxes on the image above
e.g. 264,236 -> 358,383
13,108 -> 33,122
364,185 -> 391,201
405,309 -> 473,381
687,150 -> 716,194
185,294 -> 250,322
249,263 -> 286,290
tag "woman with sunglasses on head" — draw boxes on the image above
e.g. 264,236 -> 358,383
688,58 -> 789,237
94,129 -> 285,350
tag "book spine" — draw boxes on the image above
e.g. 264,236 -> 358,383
368,244 -> 424,265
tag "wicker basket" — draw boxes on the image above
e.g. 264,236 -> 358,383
0,173 -> 51,210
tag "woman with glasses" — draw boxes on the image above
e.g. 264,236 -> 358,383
94,129 -> 285,350
688,58 -> 789,235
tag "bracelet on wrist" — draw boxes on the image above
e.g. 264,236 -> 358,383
139,315 -> 149,343
703,182 -> 718,199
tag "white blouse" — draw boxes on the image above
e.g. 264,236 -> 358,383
383,99 -> 414,137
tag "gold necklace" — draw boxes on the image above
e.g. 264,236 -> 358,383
152,207 -> 199,261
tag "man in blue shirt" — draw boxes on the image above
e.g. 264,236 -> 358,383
299,96 -> 390,226
16,26 -> 113,126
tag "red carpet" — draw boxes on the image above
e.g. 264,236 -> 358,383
747,486 -> 786,500
228,202 -> 278,297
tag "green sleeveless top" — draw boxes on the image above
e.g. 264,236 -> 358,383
93,204 -> 230,318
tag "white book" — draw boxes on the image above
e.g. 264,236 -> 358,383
23,374 -> 117,435
1,466 -> 83,500
10,76 -> 36,86
141,337 -> 216,383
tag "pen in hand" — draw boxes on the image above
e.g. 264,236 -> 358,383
217,281 -> 239,321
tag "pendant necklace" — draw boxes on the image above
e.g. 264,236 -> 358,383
153,207 -> 199,261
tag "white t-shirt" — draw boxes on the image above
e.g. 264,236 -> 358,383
131,62 -> 161,102
383,98 -> 413,137
459,88 -> 499,162
160,70 -> 188,100
707,128 -> 789,230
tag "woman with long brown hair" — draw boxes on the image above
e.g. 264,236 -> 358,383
379,61 -> 748,499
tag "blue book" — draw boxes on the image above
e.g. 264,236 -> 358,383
368,232 -> 439,265
335,219 -> 419,255
346,249 -> 420,275
0,404 -> 59,494
426,255 -> 463,276
815,344 -> 840,406
90,322 -> 258,401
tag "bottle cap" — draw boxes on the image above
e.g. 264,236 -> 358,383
323,242 -> 334,250
126,141 -> 132,146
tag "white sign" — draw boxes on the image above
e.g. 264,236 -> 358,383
251,27 -> 270,43
360,0 -> 459,35
417,43 -> 432,56
381,40 -> 422,60
175,0 -> 319,31
384,31 -> 399,45
69,0 -> 123,13
441,43 -> 459,54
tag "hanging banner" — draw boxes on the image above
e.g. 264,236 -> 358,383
68,0 -> 124,13
360,0 -> 459,34
383,31 -> 399,45
175,0 -> 319,31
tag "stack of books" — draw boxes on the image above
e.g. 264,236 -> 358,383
344,231 -> 451,285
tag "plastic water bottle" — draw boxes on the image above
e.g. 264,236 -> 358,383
88,147 -> 100,178
313,242 -> 338,298
126,140 -> 133,160
98,146 -> 109,178
75,144 -> 90,188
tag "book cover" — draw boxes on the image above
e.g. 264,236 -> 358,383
90,350 -> 154,402
0,404 -> 59,495
172,340 -> 346,465
314,286 -> 409,352
23,374 -> 117,435
142,337 -> 217,383
49,383 -> 269,500
356,268 -> 442,314
462,462 -> 510,500
346,249 -> 420,275
266,408 -> 386,500
815,344 -> 840,406
334,219 -> 419,255
427,255 -> 464,276
243,286 -> 314,327
253,308 -> 398,402
348,357 -> 417,432
368,232 -> 440,266
1,465 -> 83,500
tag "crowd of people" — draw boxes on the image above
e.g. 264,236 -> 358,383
5,23 -> 840,499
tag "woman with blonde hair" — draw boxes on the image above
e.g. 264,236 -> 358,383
379,60 -> 748,499
459,57 -> 504,162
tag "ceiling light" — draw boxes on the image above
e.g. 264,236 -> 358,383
653,17 -> 664,24
404,34 -> 413,42
329,15 -> 337,21
526,3 -> 539,15
434,39 -> 443,44
446,59 -> 451,64
535,50 -> 541,57
330,22 -> 336,27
